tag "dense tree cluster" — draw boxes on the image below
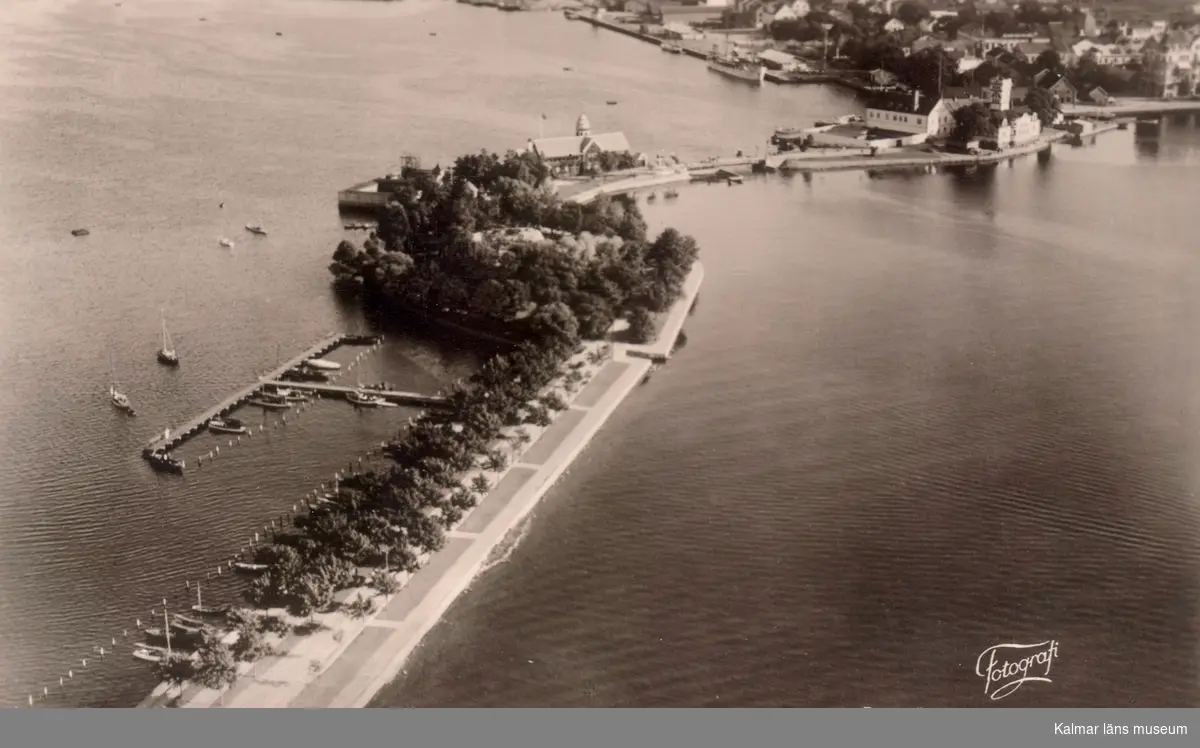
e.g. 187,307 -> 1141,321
950,102 -> 999,142
330,149 -> 698,344
588,150 -> 641,174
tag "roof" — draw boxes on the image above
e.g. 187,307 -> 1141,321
865,92 -> 942,115
530,131 -> 632,160
757,49 -> 798,65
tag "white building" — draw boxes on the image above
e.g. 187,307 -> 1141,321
865,90 -> 957,142
988,77 -> 1042,147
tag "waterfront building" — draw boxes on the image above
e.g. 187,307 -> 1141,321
1072,39 -> 1146,67
864,90 -> 965,143
1141,31 -> 1200,98
986,76 -> 1042,149
527,114 -> 636,176
1032,70 -> 1079,105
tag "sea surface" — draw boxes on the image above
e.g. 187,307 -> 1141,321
2,0 -> 1199,708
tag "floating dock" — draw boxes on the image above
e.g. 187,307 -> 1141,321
263,381 -> 450,408
140,333 -> 399,465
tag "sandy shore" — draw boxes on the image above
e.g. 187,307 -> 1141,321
148,262 -> 704,709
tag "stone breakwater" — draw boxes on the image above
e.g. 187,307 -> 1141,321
144,261 -> 705,709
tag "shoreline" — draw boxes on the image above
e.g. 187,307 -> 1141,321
145,261 -> 704,709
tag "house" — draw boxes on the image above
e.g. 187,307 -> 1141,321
527,115 -> 635,176
987,77 -> 1042,147
1142,31 -> 1200,98
1072,40 -> 1144,66
864,90 -> 959,142
788,0 -> 810,16
1032,69 -> 1078,104
1085,86 -> 1113,105
884,18 -> 905,33
868,68 -> 899,87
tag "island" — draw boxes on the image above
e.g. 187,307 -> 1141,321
139,148 -> 703,708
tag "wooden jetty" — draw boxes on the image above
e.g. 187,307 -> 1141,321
264,381 -> 450,408
140,333 -> 378,462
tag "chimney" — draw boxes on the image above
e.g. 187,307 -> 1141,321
913,88 -> 922,112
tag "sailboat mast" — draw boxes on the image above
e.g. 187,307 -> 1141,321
163,606 -> 172,657
196,582 -> 202,610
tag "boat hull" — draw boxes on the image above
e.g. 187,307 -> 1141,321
707,61 -> 765,86
157,350 -> 179,366
208,423 -> 247,435
248,399 -> 291,410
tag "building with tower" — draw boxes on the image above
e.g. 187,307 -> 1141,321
527,114 -> 636,176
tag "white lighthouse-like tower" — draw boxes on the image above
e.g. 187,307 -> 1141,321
989,77 -> 1013,112
575,113 -> 591,138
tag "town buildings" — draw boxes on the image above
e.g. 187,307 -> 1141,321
1142,31 -> 1200,98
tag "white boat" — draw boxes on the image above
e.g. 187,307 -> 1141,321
706,46 -> 765,86
661,43 -> 683,54
190,582 -> 232,616
208,417 -> 247,434
109,353 -> 136,415
157,309 -> 179,366
248,392 -> 291,410
233,562 -> 268,574
245,224 -> 267,236
271,387 -> 310,402
132,648 -> 163,663
219,237 -> 235,248
304,358 -> 341,371
347,390 -> 395,408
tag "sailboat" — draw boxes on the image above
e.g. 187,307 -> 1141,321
109,352 -> 136,416
190,582 -> 232,617
157,310 -> 179,366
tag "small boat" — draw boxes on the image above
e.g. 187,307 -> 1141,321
646,192 -> 657,203
661,43 -> 683,54
276,31 -> 283,37
135,643 -> 170,655
132,649 -> 163,663
233,561 -> 269,574
71,228 -> 90,237
347,390 -> 395,407
191,583 -> 232,617
147,451 -> 184,474
248,392 -> 291,410
208,416 -> 247,434
110,386 -> 135,415
606,100 -> 618,106
219,238 -> 234,248
726,174 -> 744,185
663,189 -> 679,199
304,358 -> 341,371
281,367 -> 330,383
563,66 -> 573,72
172,614 -> 207,629
429,32 -> 437,36
157,309 -> 179,366
245,224 -> 267,236
271,387 -> 310,402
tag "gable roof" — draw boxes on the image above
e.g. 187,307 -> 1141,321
530,131 -> 632,160
865,92 -> 942,115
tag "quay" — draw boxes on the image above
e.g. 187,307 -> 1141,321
140,333 -> 380,463
262,381 -> 450,408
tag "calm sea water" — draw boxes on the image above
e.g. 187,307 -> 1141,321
2,0 -> 1199,708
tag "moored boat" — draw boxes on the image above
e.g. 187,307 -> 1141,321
110,386 -> 135,415
132,648 -> 163,663
208,416 -> 247,434
661,43 -> 683,54
248,392 -> 291,410
347,389 -> 395,407
663,189 -> 679,199
218,237 -> 235,248
233,561 -> 269,574
245,224 -> 267,236
147,451 -> 185,474
271,387 -> 311,402
304,358 -> 341,371
706,51 -> 765,86
71,228 -> 90,237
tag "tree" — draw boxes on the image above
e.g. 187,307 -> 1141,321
370,568 -> 400,596
231,619 -> 273,678
896,1 -> 930,26
529,301 -> 581,344
294,571 -> 335,622
193,634 -> 239,705
1033,49 -> 1062,75
153,652 -> 195,701
628,307 -> 656,344
1024,87 -> 1060,126
470,474 -> 491,495
343,592 -> 377,620
950,102 -> 997,142
377,200 -> 412,252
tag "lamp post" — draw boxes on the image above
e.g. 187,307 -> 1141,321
821,23 -> 834,73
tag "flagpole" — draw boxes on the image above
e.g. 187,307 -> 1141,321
539,114 -> 545,140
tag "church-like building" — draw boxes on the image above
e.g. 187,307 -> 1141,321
527,114 -> 634,176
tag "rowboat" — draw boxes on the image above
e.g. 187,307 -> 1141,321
233,561 -> 269,574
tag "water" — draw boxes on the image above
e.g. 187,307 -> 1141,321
2,0 -> 1199,708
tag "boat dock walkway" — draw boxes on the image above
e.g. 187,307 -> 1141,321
141,333 -> 356,459
263,381 -> 450,408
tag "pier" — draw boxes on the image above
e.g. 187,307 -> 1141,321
140,333 -> 381,463
263,381 -> 450,408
